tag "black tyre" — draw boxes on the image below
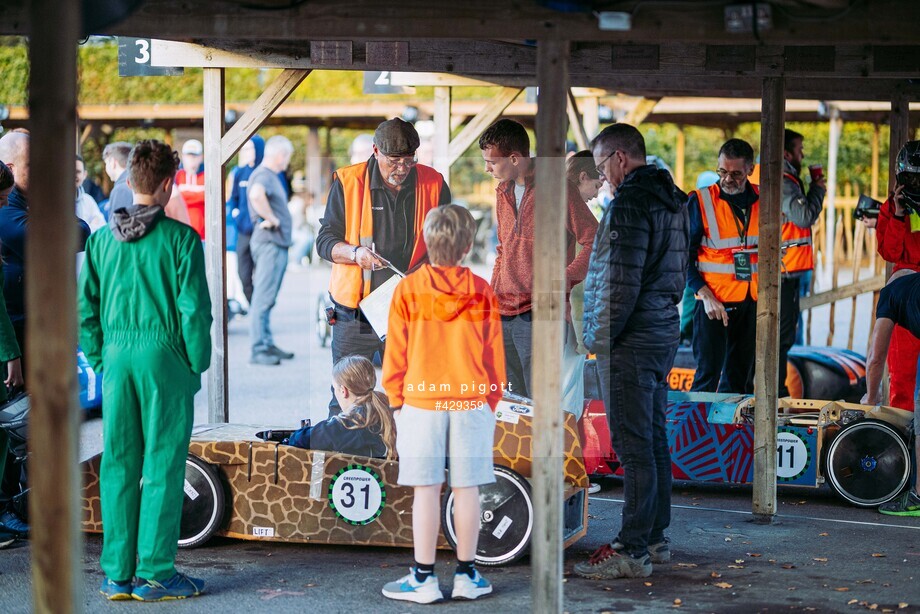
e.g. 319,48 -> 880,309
178,455 -> 226,549
315,294 -> 331,348
441,465 -> 533,567
825,420 -> 910,507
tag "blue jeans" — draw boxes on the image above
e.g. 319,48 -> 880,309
597,343 -> 676,557
249,240 -> 288,352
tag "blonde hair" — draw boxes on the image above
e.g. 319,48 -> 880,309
423,204 -> 475,266
332,355 -> 397,460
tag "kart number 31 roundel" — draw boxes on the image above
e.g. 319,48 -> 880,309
328,464 -> 387,525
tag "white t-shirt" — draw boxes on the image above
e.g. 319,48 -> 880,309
513,183 -> 526,208
75,190 -> 106,233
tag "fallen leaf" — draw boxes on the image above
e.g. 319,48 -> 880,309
856,580 -> 874,585
813,557 -> 828,562
883,609 -> 895,613
692,503 -> 700,506
302,584 -> 316,588
728,565 -> 745,569
711,572 -> 722,579
379,564 -> 389,568
848,599 -> 859,605
747,553 -> 762,558
673,598 -> 683,606
782,564 -> 797,569
768,559 -> 777,564
872,553 -> 887,558
788,587 -> 797,591
676,563 -> 697,568
713,582 -> 733,589
724,537 -> 732,542
834,587 -> 850,592
724,525 -> 732,529
819,532 -> 829,537
899,604 -> 909,610
603,587 -> 612,592
868,605 -> 879,611
644,582 -> 653,587
735,559 -> 745,564
600,611 -> 613,614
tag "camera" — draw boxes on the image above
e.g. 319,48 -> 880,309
853,194 -> 882,221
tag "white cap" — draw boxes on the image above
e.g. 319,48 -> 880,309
182,139 -> 203,155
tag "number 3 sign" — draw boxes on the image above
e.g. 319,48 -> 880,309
117,38 -> 184,77
328,465 -> 386,526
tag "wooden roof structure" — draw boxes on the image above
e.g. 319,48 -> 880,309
5,1 -> 917,611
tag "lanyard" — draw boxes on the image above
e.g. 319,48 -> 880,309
730,204 -> 753,248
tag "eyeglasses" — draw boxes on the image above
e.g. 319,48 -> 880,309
716,168 -> 747,181
594,150 -> 619,178
382,154 -> 418,169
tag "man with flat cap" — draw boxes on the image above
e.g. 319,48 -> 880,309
318,118 -> 452,415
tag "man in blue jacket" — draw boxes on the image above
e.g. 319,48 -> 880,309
575,124 -> 689,581
227,135 -> 265,305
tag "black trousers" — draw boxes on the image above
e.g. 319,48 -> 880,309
778,276 -> 801,398
328,304 -> 385,416
236,231 -> 254,304
690,297 -> 756,394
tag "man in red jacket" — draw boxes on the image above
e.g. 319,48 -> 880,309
479,119 -> 598,403
872,141 -> 920,410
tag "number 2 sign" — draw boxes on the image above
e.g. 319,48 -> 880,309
328,465 -> 386,526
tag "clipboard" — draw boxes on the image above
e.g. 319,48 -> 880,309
358,248 -> 406,341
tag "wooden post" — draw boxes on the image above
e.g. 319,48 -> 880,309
307,126 -> 323,211
204,68 -> 229,423
566,89 -> 589,151
752,76 -> 784,521
581,96 -> 600,141
824,105 -> 842,271
889,92 -> 910,195
675,126 -> 686,191
871,122 -> 880,200
532,39 -> 569,614
28,0 -> 83,611
433,86 -> 452,184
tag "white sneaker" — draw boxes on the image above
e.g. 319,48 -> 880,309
381,569 -> 443,604
451,569 -> 493,600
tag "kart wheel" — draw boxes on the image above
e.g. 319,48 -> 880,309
178,455 -> 225,549
441,465 -> 533,567
315,294 -> 330,348
825,420 -> 909,507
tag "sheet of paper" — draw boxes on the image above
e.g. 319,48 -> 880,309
358,274 -> 403,341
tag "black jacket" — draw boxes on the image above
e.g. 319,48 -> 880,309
284,407 -> 388,459
583,165 -> 690,352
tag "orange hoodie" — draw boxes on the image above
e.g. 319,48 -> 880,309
383,264 -> 506,411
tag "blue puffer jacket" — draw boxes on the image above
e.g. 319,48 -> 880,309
583,164 -> 689,353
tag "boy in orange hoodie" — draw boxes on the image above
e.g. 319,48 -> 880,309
382,204 -> 506,604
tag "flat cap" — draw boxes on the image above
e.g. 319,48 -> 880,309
374,118 -> 420,156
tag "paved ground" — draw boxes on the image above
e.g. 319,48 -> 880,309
5,258 -> 909,612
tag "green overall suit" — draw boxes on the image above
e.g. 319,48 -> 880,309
79,207 -> 212,582
0,266 -> 22,494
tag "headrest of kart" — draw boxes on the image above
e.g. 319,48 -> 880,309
0,392 -> 29,427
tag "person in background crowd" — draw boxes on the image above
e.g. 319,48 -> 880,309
102,141 -> 134,220
79,139 -> 212,601
574,123 -> 688,581
567,150 -> 605,204
480,119 -> 598,403
687,139 -> 760,394
863,269 -> 920,516
869,141 -> 920,411
317,119 -> 451,415
227,135 -> 265,305
0,161 -> 26,546
778,129 -> 825,397
679,171 -> 720,347
76,155 -> 107,232
175,138 -> 206,240
248,136 -> 296,366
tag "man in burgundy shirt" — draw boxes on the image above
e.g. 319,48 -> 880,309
479,119 -> 598,402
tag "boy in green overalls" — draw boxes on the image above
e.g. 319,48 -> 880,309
79,140 -> 212,601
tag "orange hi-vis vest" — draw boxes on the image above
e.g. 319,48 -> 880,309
695,183 -> 761,303
781,172 -> 815,275
328,161 -> 443,309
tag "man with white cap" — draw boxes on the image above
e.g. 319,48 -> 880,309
317,118 -> 452,415
175,138 -> 205,240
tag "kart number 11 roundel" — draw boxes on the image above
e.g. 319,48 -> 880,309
328,464 -> 387,525
776,430 -> 811,482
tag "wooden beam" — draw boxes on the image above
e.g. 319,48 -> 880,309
800,274 -> 886,310
621,97 -> 661,126
824,106 -> 843,270
752,76 -> 784,522
531,38 -> 568,614
28,0 -> 82,610
889,92 -> 910,194
433,86 -> 452,183
204,68 -> 229,424
446,87 -> 522,166
581,96 -> 600,141
220,69 -> 311,165
675,126 -> 686,191
871,122 -> 880,199
306,126 -> 323,211
566,89 -> 588,151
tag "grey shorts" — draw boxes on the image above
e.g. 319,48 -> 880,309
395,403 -> 497,488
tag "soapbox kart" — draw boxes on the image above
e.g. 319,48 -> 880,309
665,345 -> 867,402
81,395 -> 589,566
581,391 -> 913,508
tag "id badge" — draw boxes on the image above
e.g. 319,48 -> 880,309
733,251 -> 753,281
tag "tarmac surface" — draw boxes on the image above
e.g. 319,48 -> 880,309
2,260 -> 915,612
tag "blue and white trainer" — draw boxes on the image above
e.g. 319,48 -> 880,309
99,577 -> 133,601
131,572 -> 204,601
452,569 -> 493,600
381,568 -> 444,604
